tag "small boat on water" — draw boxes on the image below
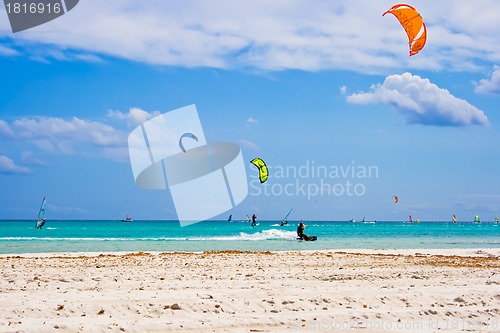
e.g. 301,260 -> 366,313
121,214 -> 133,222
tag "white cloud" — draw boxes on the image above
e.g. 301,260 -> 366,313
340,86 -> 347,95
0,45 -> 19,56
73,53 -> 104,63
0,120 -> 14,136
246,117 -> 258,125
21,151 -> 49,166
0,155 -> 31,174
346,72 -> 489,127
240,139 -> 259,151
107,107 -> 161,127
475,66 -> 500,95
3,0 -> 499,73
0,116 -> 126,153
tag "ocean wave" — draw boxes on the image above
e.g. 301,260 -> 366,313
0,229 -> 298,242
189,229 -> 297,241
0,237 -> 149,241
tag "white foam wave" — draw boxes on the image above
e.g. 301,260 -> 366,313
0,229 -> 297,242
190,228 -> 297,241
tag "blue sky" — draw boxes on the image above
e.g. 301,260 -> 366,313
1,0 -> 499,221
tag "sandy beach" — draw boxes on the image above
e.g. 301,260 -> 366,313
1,249 -> 499,333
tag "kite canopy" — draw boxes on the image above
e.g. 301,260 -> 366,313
393,195 -> 399,203
250,157 -> 268,183
383,3 -> 427,56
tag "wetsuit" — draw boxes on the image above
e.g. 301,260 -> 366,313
297,223 -> 308,240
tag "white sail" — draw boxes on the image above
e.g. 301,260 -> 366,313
280,208 -> 293,225
35,196 -> 46,229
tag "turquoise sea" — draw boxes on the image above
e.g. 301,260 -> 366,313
0,220 -> 499,254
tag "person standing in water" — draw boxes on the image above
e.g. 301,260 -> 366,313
251,213 -> 257,227
297,221 -> 310,241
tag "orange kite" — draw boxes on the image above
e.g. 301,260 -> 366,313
383,4 -> 427,56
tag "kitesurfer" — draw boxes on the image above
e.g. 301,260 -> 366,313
297,222 -> 310,241
251,214 -> 257,227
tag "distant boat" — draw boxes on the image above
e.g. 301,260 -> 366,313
35,196 -> 47,229
121,214 -> 133,222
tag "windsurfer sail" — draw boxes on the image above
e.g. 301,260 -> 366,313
227,214 -> 232,222
280,208 -> 293,226
452,215 -> 457,223
35,196 -> 47,229
409,215 -> 413,223
474,215 -> 480,223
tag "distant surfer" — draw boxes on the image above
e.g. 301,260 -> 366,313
297,221 -> 310,241
36,218 -> 46,229
496,216 -> 499,223
251,214 -> 257,227
280,208 -> 292,226
35,196 -> 47,230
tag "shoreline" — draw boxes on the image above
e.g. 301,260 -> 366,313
2,249 -> 499,332
1,247 -> 499,258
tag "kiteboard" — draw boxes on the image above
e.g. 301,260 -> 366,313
297,236 -> 317,242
